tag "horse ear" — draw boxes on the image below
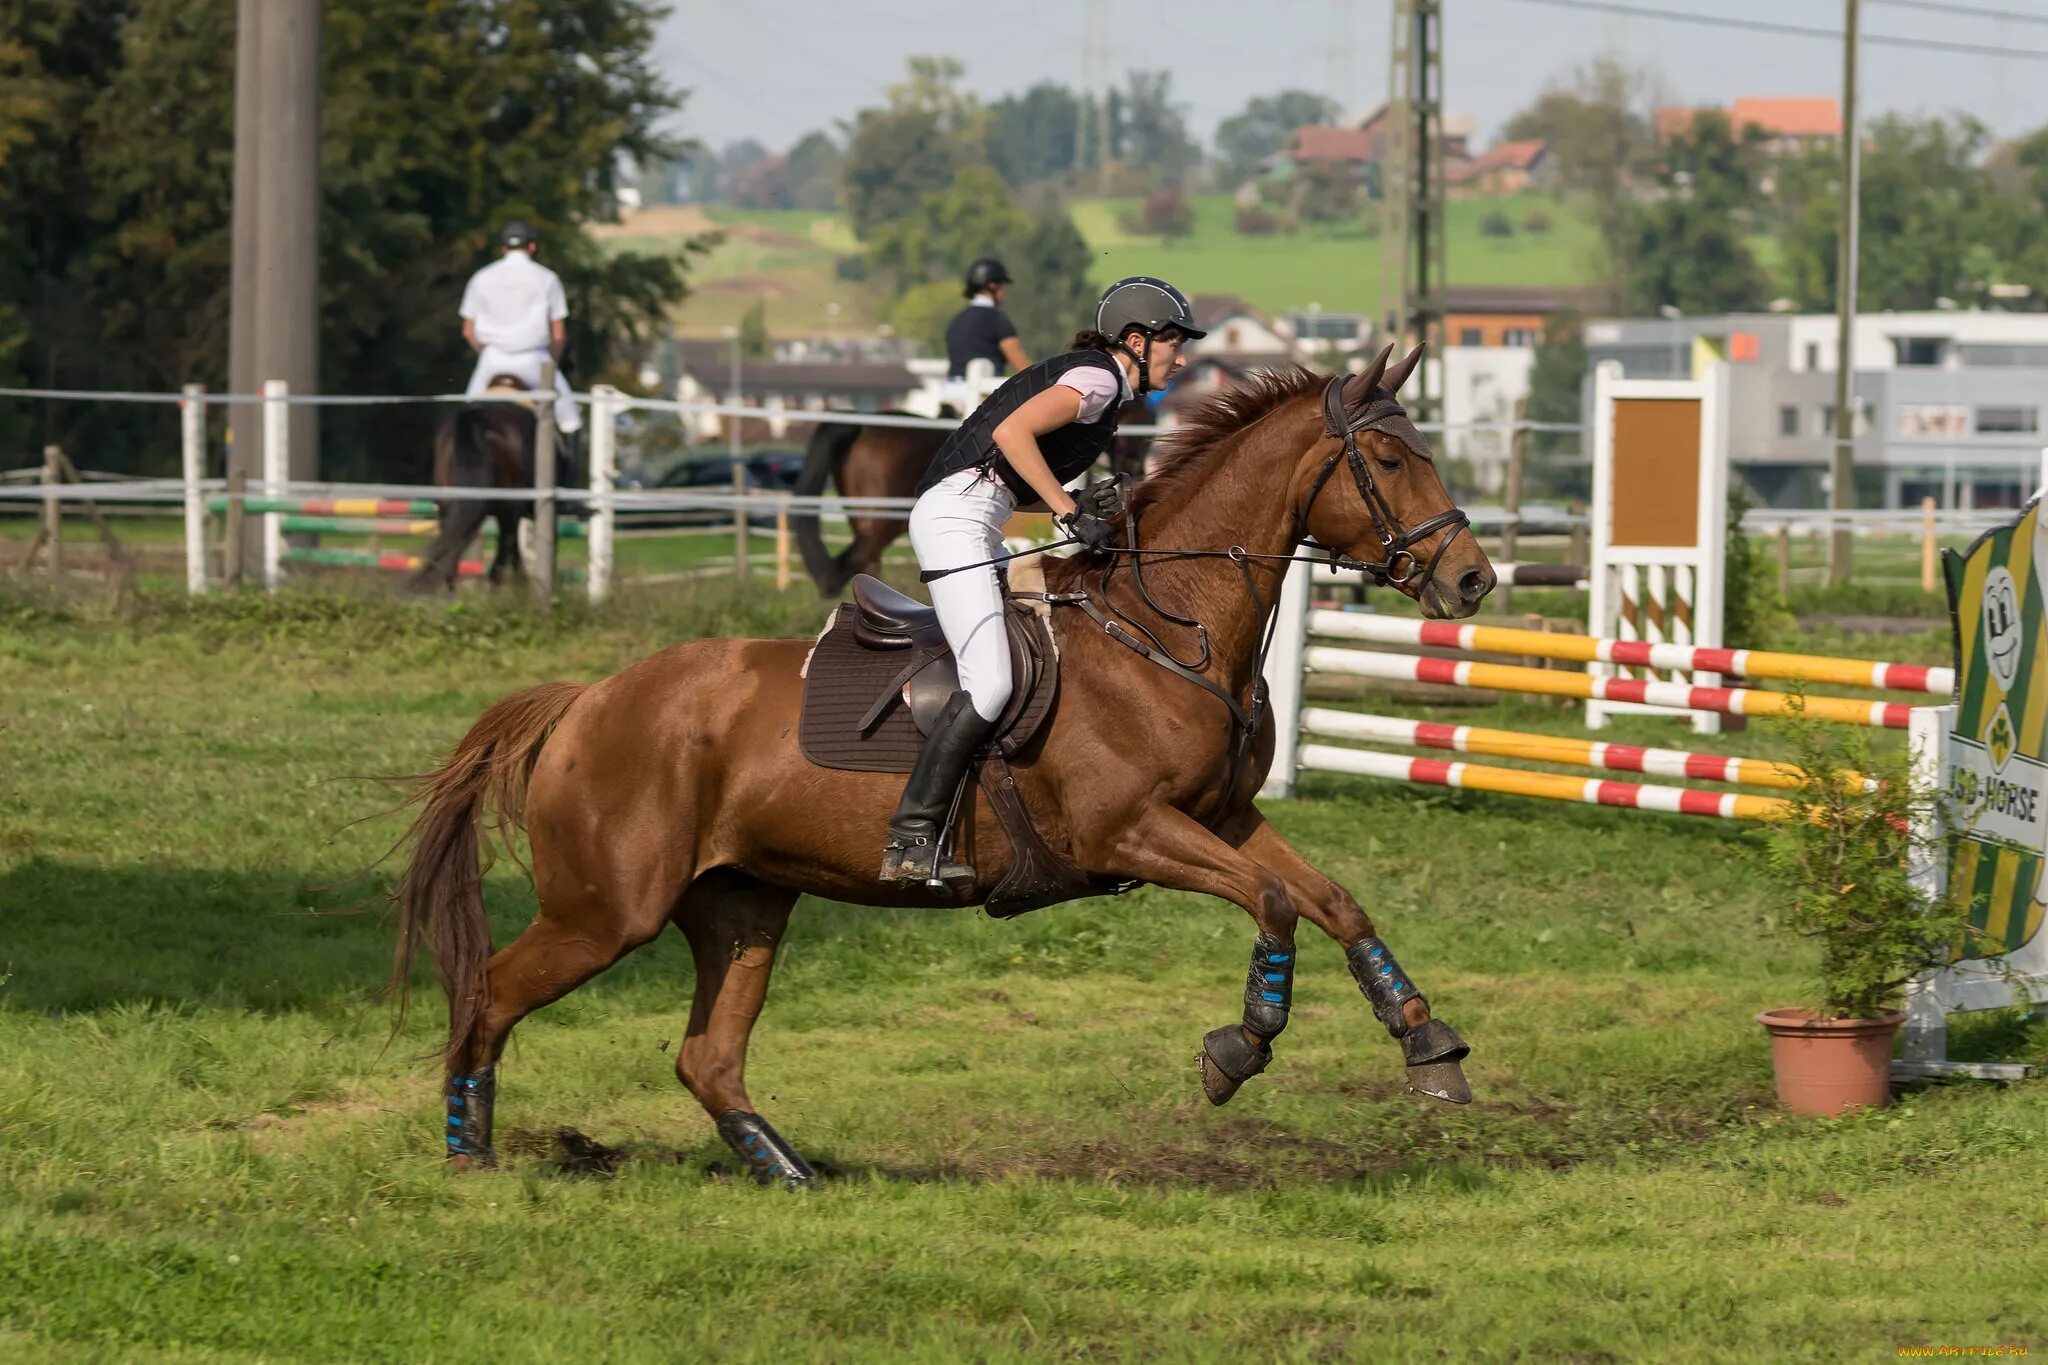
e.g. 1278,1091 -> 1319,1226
1385,343 -> 1426,395
1342,342 -> 1396,407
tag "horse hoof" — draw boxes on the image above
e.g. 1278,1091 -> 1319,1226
1197,1025 -> 1270,1107
1405,1060 -> 1472,1105
446,1150 -> 498,1172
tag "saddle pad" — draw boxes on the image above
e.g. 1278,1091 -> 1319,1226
798,602 -> 1059,774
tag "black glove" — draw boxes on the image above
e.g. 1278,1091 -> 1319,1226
1074,474 -> 1129,522
1057,508 -> 1117,552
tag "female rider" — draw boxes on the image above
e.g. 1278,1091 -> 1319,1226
881,276 -> 1205,886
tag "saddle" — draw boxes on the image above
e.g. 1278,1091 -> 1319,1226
798,571 -> 1118,918
799,574 -> 1059,772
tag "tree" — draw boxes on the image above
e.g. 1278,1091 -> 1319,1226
865,166 -> 1028,296
785,131 -> 841,211
988,83 -> 1080,188
1479,210 -> 1514,238
1123,187 -> 1195,240
1622,112 -> 1771,314
1525,310 -> 1588,469
841,57 -> 988,240
4,0 -> 696,478
1213,90 -> 1340,189
866,169 -> 1096,360
1121,71 -> 1201,187
1777,114 -> 2017,312
727,156 -> 791,209
1504,56 -> 1661,291
739,299 -> 770,358
999,205 -> 1098,357
1293,160 -> 1362,224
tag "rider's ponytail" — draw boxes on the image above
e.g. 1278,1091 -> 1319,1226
1068,329 -> 1117,353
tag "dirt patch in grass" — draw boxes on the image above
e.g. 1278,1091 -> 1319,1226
696,273 -> 801,299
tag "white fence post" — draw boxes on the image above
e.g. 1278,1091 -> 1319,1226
1900,703 -> 1955,1069
180,384 -> 207,595
1259,558 -> 1311,800
587,384 -> 618,604
261,379 -> 288,591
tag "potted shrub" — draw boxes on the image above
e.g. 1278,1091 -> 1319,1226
1758,703 -> 1981,1117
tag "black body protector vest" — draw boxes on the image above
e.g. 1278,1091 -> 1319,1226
916,349 -> 1125,505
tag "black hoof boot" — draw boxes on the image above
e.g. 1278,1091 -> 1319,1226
715,1110 -> 817,1189
1400,1019 -> 1472,1105
1197,1025 -> 1272,1106
445,1068 -> 498,1169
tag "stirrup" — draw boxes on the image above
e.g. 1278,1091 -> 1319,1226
881,821 -> 942,884
880,823 -> 974,888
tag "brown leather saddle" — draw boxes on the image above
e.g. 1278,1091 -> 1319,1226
799,574 -> 1058,773
798,573 -> 1119,918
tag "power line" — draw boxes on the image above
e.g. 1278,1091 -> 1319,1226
1868,0 -> 2048,26
1495,0 -> 2048,60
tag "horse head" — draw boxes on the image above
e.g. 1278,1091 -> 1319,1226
1296,343 -> 1495,620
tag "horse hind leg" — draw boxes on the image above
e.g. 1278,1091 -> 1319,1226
672,870 -> 811,1188
446,883 -> 669,1168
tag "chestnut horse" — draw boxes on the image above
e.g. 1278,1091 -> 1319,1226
392,345 -> 1495,1184
791,398 -> 1154,597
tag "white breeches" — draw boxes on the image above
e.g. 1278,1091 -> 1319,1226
466,345 -> 582,433
909,469 -> 1017,722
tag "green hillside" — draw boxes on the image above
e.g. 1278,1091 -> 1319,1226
648,194 -> 1606,338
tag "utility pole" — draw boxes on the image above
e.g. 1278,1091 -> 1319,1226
1829,0 -> 1862,586
1382,0 -> 1445,420
229,0 -> 321,543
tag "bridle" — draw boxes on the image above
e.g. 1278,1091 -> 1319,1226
1304,374 -> 1471,591
1012,375 -> 1475,802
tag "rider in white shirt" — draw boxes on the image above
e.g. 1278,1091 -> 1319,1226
460,220 -> 583,439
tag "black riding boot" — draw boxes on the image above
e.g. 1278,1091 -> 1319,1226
881,690 -> 996,886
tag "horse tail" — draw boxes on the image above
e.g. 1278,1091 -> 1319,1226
388,680 -> 585,1069
792,420 -> 863,595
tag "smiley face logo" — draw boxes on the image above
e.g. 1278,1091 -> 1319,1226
1983,566 -> 2022,694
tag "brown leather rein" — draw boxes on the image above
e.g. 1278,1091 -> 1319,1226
1019,376 -> 1475,755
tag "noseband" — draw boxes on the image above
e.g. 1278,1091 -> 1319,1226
1304,375 -> 1470,589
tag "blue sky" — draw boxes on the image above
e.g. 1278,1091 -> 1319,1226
657,0 -> 2048,155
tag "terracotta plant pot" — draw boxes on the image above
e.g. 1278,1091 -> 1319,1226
1756,1008 -> 1904,1117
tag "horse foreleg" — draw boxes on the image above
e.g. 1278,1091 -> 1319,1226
1084,806 -> 1302,1106
674,871 -> 811,1189
1229,815 -> 1471,1105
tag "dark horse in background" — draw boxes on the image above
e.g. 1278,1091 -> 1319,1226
791,396 -> 1155,597
410,376 -> 571,593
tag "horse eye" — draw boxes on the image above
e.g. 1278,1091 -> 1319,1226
1374,456 -> 1402,473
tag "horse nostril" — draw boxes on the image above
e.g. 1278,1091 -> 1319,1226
1459,568 -> 1491,603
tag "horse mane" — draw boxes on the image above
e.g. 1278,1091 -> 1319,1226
1126,365 -> 1324,521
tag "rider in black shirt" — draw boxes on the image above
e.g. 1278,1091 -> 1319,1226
944,258 -> 1030,380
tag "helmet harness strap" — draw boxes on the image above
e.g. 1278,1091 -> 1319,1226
1113,328 -> 1157,396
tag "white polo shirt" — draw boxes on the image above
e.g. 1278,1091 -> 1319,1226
459,252 -> 568,353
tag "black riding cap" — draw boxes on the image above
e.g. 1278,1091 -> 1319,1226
500,219 -> 538,249
1096,276 -> 1207,341
964,257 -> 1012,296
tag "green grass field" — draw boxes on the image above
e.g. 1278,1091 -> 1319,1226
644,193 -> 1603,339
2,571 -> 2044,1359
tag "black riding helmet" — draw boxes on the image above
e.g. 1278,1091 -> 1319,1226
1095,276 -> 1205,395
500,219 -> 539,249
963,257 -> 1012,298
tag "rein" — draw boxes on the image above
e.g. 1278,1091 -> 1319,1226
1010,375 -> 1475,777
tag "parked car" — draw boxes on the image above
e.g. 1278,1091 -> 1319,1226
621,452 -> 806,528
